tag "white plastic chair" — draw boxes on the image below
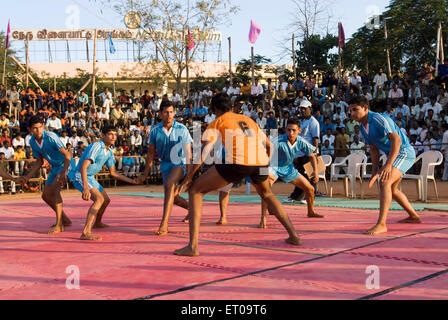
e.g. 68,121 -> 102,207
330,153 -> 368,198
318,155 -> 333,195
402,150 -> 443,202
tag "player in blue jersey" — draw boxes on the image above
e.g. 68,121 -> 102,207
137,100 -> 192,236
69,126 -> 139,241
17,117 -> 74,234
259,119 -> 323,228
349,96 -> 421,235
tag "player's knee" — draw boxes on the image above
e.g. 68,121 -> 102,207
103,196 -> 111,206
379,180 -> 392,190
95,194 -> 105,205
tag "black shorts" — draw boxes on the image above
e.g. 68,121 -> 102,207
215,164 -> 269,185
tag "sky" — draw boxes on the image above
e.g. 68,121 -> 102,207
0,0 -> 390,64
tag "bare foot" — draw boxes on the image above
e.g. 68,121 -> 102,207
216,218 -> 228,225
364,224 -> 388,235
398,217 -> 422,224
155,227 -> 169,236
47,225 -> 64,234
93,222 -> 110,229
285,236 -> 302,246
258,217 -> 267,229
173,245 -> 199,257
80,233 -> 102,241
307,212 -> 325,219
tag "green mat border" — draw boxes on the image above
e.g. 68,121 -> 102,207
111,192 -> 448,212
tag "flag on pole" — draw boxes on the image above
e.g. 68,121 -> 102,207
5,20 -> 10,49
249,20 -> 262,44
108,32 -> 116,54
338,22 -> 345,49
187,30 -> 195,51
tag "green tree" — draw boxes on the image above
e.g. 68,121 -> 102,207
295,34 -> 338,74
343,0 -> 448,75
0,32 -> 25,87
95,0 -> 238,95
235,55 -> 272,84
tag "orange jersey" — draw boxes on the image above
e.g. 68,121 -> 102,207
203,112 -> 270,166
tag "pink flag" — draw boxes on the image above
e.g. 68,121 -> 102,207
5,20 -> 10,49
338,22 -> 345,49
248,20 -> 262,44
187,30 -> 195,51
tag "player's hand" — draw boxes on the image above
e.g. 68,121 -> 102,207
135,174 -> 146,185
16,176 -> 28,184
82,188 -> 91,201
378,164 -> 393,183
56,171 -> 67,187
178,177 -> 192,195
311,174 -> 319,184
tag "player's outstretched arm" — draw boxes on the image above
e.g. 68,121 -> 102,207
17,157 -> 44,184
109,165 -> 138,185
136,144 -> 155,184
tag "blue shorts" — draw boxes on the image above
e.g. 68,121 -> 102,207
46,158 -> 76,186
392,149 -> 416,174
160,162 -> 186,185
69,171 -> 104,192
269,165 -> 301,183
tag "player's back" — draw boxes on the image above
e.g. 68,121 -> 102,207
204,112 -> 270,166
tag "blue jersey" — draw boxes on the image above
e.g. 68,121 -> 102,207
149,120 -> 193,168
30,130 -> 66,167
360,111 -> 414,156
75,140 -> 116,176
271,134 -> 316,167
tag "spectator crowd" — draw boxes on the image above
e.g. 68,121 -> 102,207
1,59 -> 448,194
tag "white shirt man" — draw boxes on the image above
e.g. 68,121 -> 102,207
350,140 -> 366,155
0,145 -> 14,159
126,108 -> 139,121
251,82 -> 264,96
99,90 -> 113,110
334,100 -> 349,113
409,126 -> 422,137
98,108 -> 110,120
395,103 -> 411,118
373,71 -> 388,88
256,115 -> 267,129
421,101 -> 443,118
60,134 -> 69,147
131,133 -> 142,149
350,74 -> 362,87
46,116 -> 62,131
227,85 -> 240,97
25,133 -> 32,148
171,92 -> 181,104
202,88 -> 213,99
412,139 -> 424,156
361,91 -> 373,102
12,136 -> 25,149
322,133 -> 335,146
333,110 -> 347,122
69,135 -> 80,148
204,113 -> 216,125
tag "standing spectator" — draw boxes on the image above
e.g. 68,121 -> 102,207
7,85 -> 21,116
373,68 -> 388,92
171,90 -> 181,107
98,88 -> 113,111
130,130 -> 143,154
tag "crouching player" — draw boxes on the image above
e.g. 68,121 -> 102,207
349,96 -> 421,235
260,119 -> 324,228
69,126 -> 139,241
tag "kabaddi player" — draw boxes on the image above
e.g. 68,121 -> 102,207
17,116 -> 74,234
174,93 -> 301,257
349,96 -> 421,235
68,126 -> 139,241
259,119 -> 324,229
137,100 -> 192,236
